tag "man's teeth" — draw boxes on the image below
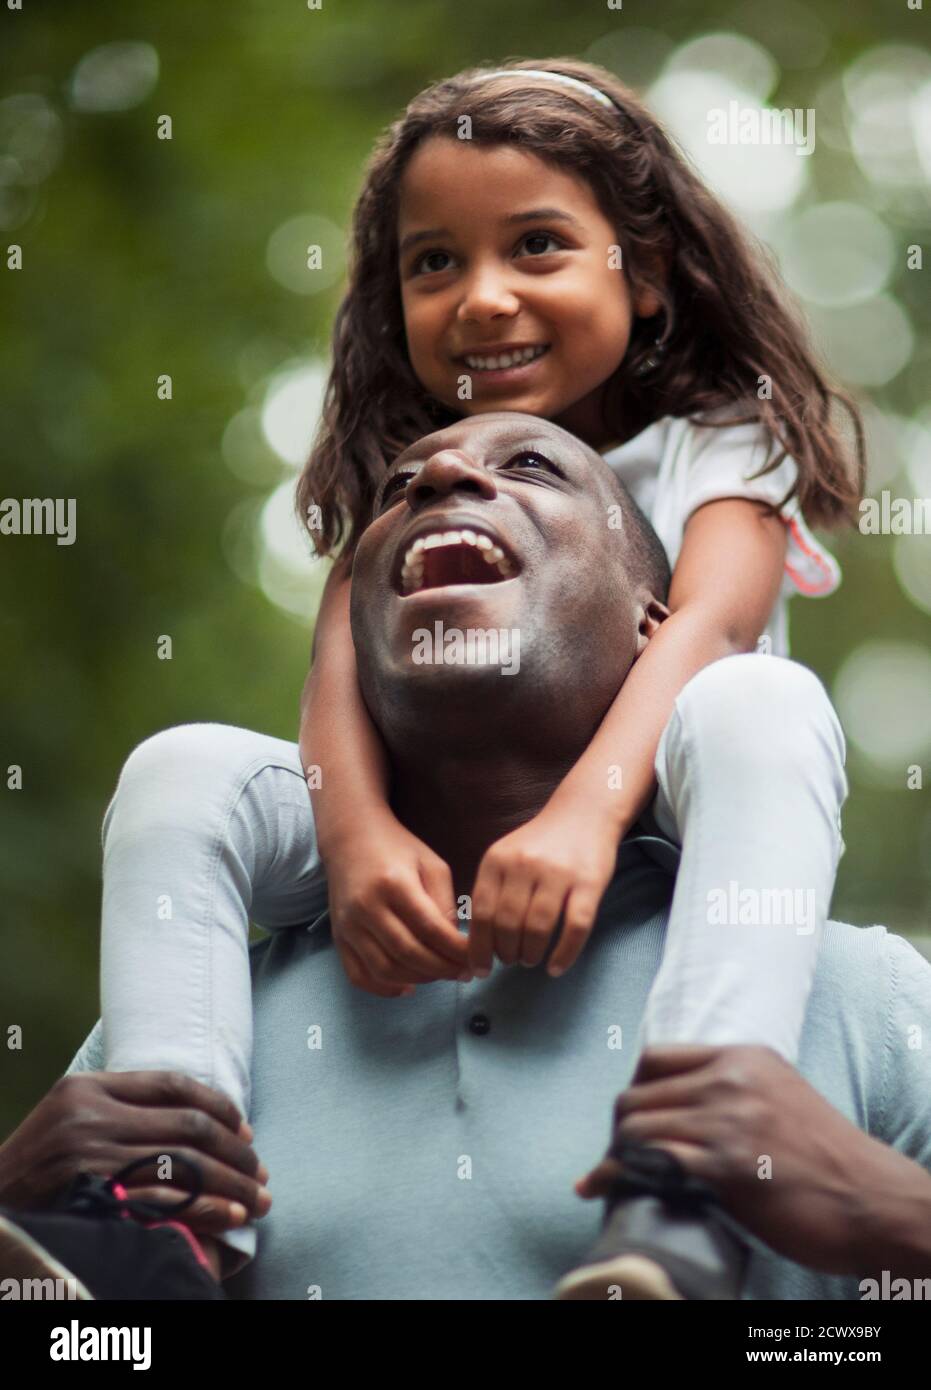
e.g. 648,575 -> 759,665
400,530 -> 514,593
462,344 -> 548,371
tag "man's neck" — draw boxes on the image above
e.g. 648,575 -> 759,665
390,745 -> 570,894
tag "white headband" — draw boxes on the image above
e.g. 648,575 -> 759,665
474,68 -> 617,111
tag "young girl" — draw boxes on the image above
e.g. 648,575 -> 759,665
81,58 -> 863,1296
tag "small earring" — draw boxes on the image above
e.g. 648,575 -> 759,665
635,336 -> 666,377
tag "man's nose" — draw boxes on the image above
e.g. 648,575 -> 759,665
406,450 -> 497,508
456,262 -> 520,323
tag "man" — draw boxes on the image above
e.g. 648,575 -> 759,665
2,413 -> 931,1299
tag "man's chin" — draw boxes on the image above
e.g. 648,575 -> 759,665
390,584 -> 522,636
381,600 -> 525,686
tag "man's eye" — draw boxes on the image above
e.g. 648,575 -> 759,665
413,249 -> 454,275
516,232 -> 563,257
379,472 -> 412,508
503,450 -> 561,474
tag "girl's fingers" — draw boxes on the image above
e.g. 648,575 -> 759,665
492,875 -> 536,965
468,866 -> 502,975
372,900 -> 469,978
346,922 -> 433,984
519,884 -> 568,967
355,913 -> 462,982
338,937 -> 415,997
546,885 -> 601,976
417,858 -> 468,959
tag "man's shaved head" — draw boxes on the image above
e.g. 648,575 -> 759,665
570,434 -> 671,604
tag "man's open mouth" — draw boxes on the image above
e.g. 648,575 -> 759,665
395,527 -> 519,597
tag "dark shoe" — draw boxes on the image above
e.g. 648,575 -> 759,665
0,1153 -> 225,1301
554,1141 -> 750,1300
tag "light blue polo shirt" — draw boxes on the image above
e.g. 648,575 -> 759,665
65,837 -> 931,1301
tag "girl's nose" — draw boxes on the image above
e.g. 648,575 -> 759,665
456,267 -> 521,323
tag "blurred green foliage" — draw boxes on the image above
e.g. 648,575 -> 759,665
1,0 -> 929,1138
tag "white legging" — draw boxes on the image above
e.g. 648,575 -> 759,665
100,653 -> 847,1122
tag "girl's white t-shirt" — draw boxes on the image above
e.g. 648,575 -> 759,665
601,414 -> 840,657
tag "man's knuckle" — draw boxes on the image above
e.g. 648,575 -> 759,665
181,1109 -> 213,1144
160,1071 -> 194,1104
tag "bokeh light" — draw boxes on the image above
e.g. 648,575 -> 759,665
647,66 -> 808,223
777,202 -> 895,308
68,41 -> 160,113
266,213 -> 346,296
844,44 -> 931,197
259,360 -> 328,466
0,92 -> 62,227
893,532 -> 931,617
805,296 -> 914,388
663,32 -> 779,101
834,642 -> 931,781
258,480 -> 330,622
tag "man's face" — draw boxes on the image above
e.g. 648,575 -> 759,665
350,413 -> 662,755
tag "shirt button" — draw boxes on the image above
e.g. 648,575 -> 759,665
467,1012 -> 491,1036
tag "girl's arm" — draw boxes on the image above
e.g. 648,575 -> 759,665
299,561 -> 468,994
467,498 -> 789,975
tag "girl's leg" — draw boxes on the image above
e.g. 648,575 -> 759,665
100,723 -> 328,1122
642,653 -> 847,1064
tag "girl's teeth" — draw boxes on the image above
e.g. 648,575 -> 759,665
463,345 -> 547,371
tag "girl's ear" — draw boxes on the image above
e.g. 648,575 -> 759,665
635,596 -> 670,654
633,285 -> 663,319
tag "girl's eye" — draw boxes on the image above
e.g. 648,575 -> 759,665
516,232 -> 563,257
413,249 -> 454,276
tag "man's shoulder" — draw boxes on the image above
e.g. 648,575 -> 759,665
803,920 -> 931,1146
811,920 -> 931,1027
816,919 -> 930,991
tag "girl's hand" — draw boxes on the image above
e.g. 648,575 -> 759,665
467,792 -> 621,977
325,809 -> 470,996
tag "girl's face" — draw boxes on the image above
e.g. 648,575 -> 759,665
397,138 -> 659,448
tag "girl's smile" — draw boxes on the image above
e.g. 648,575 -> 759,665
397,138 -> 660,447
456,340 -> 551,382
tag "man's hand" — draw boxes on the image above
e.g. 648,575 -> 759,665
468,791 -> 620,977
575,1044 -> 928,1277
0,1071 -> 271,1237
326,808 -> 470,997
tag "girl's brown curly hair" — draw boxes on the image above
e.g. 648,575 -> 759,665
296,56 -> 865,559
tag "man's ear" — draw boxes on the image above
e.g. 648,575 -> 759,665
635,596 -> 670,655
